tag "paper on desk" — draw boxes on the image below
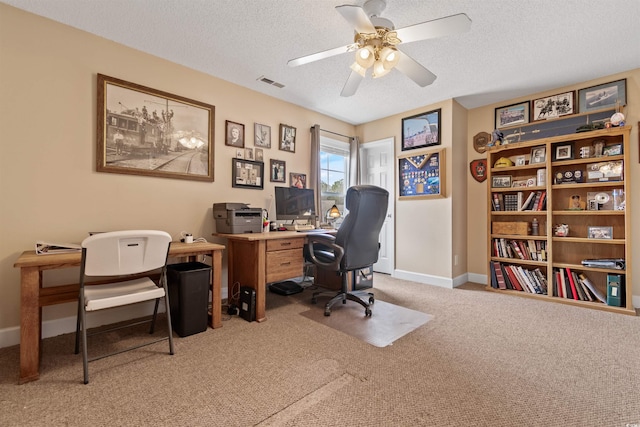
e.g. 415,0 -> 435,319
35,241 -> 81,255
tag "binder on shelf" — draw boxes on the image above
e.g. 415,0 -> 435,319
606,274 -> 624,307
580,259 -> 625,270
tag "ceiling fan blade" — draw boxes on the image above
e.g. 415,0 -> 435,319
394,50 -> 437,87
340,70 -> 364,97
335,4 -> 376,34
395,13 -> 471,44
288,44 -> 351,67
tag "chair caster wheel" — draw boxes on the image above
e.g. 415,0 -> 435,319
311,297 -> 317,304
324,309 -> 331,316
365,308 -> 372,317
369,296 -> 375,304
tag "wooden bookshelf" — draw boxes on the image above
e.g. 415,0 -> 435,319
486,126 -> 634,315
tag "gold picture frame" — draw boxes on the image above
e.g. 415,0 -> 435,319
97,74 -> 215,181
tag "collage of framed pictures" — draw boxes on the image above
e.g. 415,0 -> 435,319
232,158 -> 263,189
493,78 -> 627,130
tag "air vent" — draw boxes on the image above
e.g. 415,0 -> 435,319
257,76 -> 285,89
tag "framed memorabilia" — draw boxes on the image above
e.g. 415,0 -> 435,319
495,102 -> 529,129
398,148 -> 445,199
254,123 -> 271,148
515,155 -> 526,166
603,143 -> 623,156
270,159 -> 286,182
469,158 -> 487,183
568,194 -> 586,210
235,149 -> 244,159
554,144 -> 573,161
245,148 -> 254,161
255,148 -> 264,162
402,108 -> 441,151
290,172 -> 307,188
532,91 -> 574,121
530,146 -> 546,164
226,120 -> 244,147
232,158 -> 263,189
96,74 -> 215,182
491,175 -> 512,188
588,226 -> 613,240
279,124 -> 296,152
578,79 -> 626,113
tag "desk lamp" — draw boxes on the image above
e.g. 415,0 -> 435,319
326,204 -> 341,228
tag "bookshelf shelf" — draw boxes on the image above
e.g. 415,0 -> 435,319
486,126 -> 634,315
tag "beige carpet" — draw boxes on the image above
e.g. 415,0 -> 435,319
299,297 -> 433,347
2,274 -> 640,426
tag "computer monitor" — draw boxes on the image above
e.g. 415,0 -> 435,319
274,186 -> 316,221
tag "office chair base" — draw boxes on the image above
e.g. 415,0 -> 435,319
312,290 -> 374,317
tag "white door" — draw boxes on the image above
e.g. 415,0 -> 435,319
360,137 -> 394,275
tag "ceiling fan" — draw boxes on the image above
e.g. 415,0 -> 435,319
287,0 -> 471,97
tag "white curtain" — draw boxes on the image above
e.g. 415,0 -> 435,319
349,136 -> 360,186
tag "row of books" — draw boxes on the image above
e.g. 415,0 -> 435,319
552,268 -> 606,303
489,261 -> 548,294
492,191 -> 546,212
492,238 -> 547,262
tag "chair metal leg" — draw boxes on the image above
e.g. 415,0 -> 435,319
80,304 -> 89,384
74,298 -> 81,354
150,299 -> 160,334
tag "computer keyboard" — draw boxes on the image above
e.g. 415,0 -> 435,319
284,224 -> 316,231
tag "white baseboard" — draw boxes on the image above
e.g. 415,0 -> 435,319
467,272 -> 487,285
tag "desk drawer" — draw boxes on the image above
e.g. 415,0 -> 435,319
266,238 -> 304,252
266,248 -> 303,283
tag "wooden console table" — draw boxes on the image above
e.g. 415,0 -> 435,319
13,241 -> 224,384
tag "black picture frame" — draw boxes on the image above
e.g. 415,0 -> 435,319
225,120 -> 244,148
270,159 -> 286,182
402,108 -> 441,151
553,143 -> 574,161
232,158 -> 263,189
532,91 -> 575,121
97,74 -> 215,182
279,124 -> 296,152
578,79 -> 627,113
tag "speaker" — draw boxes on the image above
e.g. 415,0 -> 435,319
239,286 -> 256,322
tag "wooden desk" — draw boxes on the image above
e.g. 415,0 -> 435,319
215,231 -> 331,323
13,241 -> 224,384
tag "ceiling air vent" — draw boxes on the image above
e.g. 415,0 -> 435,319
257,76 -> 285,89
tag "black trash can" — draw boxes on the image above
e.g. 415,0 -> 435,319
167,262 -> 211,337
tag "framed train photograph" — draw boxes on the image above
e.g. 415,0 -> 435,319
97,74 -> 215,181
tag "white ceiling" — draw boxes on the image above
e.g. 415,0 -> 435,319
4,0 -> 640,125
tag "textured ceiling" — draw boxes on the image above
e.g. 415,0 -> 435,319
3,0 -> 640,125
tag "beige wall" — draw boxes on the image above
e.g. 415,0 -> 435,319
466,69 -> 640,296
0,5 -> 354,332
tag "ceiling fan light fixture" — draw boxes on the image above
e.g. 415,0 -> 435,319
379,46 -> 400,70
372,59 -> 391,79
355,45 -> 375,68
350,62 -> 367,77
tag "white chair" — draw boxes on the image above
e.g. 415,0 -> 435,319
74,230 -> 175,384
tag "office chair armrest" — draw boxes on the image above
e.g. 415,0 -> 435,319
306,235 -> 344,271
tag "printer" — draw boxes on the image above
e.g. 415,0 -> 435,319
213,203 -> 263,234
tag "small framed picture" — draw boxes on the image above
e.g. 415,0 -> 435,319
578,79 -> 626,113
515,155 -> 526,166
532,91 -> 575,121
270,159 -> 286,182
279,124 -> 296,153
495,102 -> 529,129
530,146 -> 546,164
289,172 -> 307,189
603,143 -> 623,156
491,175 -> 512,188
554,144 -> 573,161
255,148 -> 264,162
568,194 -> 586,210
235,149 -> 244,159
254,123 -> 271,148
225,120 -> 244,148
232,158 -> 263,189
245,148 -> 254,161
588,226 -> 613,240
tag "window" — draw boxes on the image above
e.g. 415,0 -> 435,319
320,137 -> 350,224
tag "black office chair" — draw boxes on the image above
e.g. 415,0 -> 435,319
306,185 -> 389,316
